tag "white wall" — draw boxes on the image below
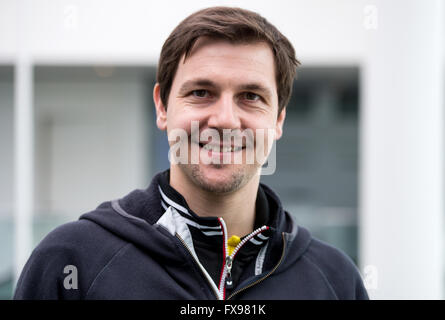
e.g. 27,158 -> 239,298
0,0 -> 367,64
360,0 -> 444,299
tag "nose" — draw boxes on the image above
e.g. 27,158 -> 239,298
207,93 -> 241,130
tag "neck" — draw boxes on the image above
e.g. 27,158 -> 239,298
170,165 -> 260,237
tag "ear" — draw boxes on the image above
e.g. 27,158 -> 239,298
153,83 -> 168,131
275,107 -> 286,140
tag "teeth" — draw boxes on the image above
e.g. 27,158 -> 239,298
201,144 -> 243,152
203,144 -> 220,152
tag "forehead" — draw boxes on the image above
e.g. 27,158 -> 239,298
172,38 -> 277,92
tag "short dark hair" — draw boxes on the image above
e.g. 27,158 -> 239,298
156,6 -> 301,115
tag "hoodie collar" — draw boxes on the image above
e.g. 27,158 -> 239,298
79,170 -> 312,281
157,169 -> 272,240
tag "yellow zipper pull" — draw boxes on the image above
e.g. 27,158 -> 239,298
227,235 -> 241,256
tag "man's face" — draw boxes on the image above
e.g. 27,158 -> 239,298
154,38 -> 286,193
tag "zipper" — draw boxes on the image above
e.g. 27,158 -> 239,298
174,219 -> 278,300
175,233 -> 221,300
226,232 -> 286,300
217,217 -> 269,300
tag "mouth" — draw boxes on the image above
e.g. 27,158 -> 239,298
198,142 -> 245,153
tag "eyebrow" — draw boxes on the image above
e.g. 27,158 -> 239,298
178,78 -> 274,101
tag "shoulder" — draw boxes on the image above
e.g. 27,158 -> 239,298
302,236 -> 369,300
34,218 -> 125,257
14,219 -> 128,299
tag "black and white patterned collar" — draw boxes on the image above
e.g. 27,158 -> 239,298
157,169 -> 272,246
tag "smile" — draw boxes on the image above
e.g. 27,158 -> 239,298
198,143 -> 245,153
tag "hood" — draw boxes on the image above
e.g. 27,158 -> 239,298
79,171 -> 313,276
79,173 -> 184,265
257,183 -> 313,274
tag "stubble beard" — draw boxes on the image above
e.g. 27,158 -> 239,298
178,163 -> 259,194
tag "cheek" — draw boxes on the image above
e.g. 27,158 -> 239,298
247,117 -> 277,152
245,115 -> 277,135
166,107 -> 209,141
166,106 -> 190,132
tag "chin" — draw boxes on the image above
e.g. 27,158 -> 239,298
181,163 -> 256,194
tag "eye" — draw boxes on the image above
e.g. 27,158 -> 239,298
191,89 -> 209,98
243,92 -> 261,101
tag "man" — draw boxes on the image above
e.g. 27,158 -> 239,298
14,6 -> 368,300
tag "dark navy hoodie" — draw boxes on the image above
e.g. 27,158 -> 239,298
13,170 -> 369,300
